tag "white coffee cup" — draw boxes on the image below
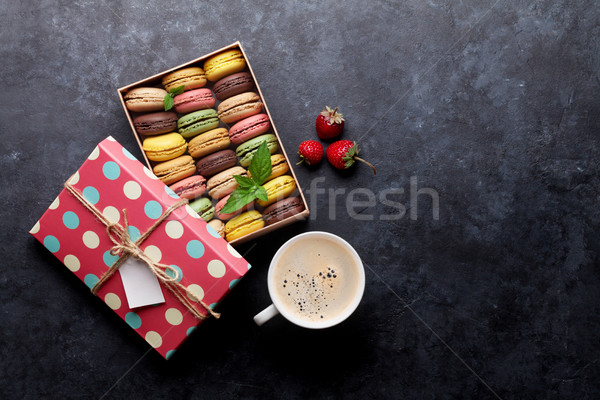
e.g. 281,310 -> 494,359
253,231 -> 365,329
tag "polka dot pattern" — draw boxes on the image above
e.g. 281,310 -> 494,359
29,138 -> 253,360
166,350 -> 176,360
165,185 -> 179,199
145,331 -> 162,348
88,146 -> 100,160
122,147 -> 137,160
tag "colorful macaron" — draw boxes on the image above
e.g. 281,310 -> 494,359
196,150 -> 237,177
189,197 -> 215,222
203,49 -> 246,82
187,128 -> 231,159
235,134 -> 279,167
124,87 -> 168,112
207,219 -> 225,238
215,194 -> 253,221
152,155 -> 196,185
263,197 -> 305,226
173,88 -> 215,114
228,113 -> 271,145
206,166 -> 248,199
169,175 -> 206,200
178,109 -> 220,139
213,72 -> 254,101
162,67 -> 207,92
142,132 -> 187,162
133,111 -> 178,136
256,175 -> 297,207
225,210 -> 264,242
217,92 -> 263,124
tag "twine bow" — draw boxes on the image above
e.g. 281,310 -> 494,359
64,179 -> 220,320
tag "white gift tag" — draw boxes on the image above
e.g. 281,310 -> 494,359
119,257 -> 165,308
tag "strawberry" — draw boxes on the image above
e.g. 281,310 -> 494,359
297,140 -> 324,166
326,140 -> 376,174
316,106 -> 345,140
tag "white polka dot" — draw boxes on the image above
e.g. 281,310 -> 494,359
145,331 -> 162,348
165,220 -> 184,239
82,231 -> 100,249
102,206 -> 120,224
88,146 -> 100,160
104,293 -> 121,310
186,284 -> 204,301
68,171 -> 80,185
64,254 -> 80,271
123,181 -> 142,200
227,244 -> 242,258
207,259 -> 226,278
29,221 -> 40,234
106,136 -> 116,141
165,308 -> 183,325
49,196 -> 60,210
144,167 -> 159,180
185,205 -> 200,218
144,245 -> 162,262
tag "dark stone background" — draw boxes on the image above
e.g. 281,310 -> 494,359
1,1 -> 599,399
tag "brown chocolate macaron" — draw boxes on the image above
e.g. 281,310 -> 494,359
196,149 -> 237,177
263,197 -> 305,226
133,111 -> 178,136
212,72 -> 255,101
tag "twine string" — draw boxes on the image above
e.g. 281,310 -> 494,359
63,178 -> 220,320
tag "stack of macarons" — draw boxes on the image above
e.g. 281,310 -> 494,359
122,48 -> 304,242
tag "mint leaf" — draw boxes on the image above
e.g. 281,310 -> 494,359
170,85 -> 185,96
248,141 -> 272,185
254,186 -> 268,202
220,189 -> 255,214
234,175 -> 257,190
164,95 -> 174,111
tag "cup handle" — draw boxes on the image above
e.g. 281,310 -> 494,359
253,304 -> 279,326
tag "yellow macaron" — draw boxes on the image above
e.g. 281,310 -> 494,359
225,210 -> 264,242
203,49 -> 247,82
162,67 -> 207,92
142,132 -> 187,162
256,175 -> 297,207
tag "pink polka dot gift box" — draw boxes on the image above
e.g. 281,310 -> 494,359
29,136 -> 251,360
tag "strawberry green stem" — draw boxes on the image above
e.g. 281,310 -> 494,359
355,156 -> 377,175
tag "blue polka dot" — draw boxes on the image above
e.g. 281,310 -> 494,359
43,235 -> 60,253
82,186 -> 100,205
247,263 -> 252,270
166,350 -> 176,360
62,211 -> 79,229
125,312 -> 142,329
102,161 -> 120,180
229,279 -> 240,290
127,225 -> 141,242
206,224 -> 220,239
165,185 -> 179,199
186,326 -> 196,336
144,200 -> 162,219
166,265 -> 183,282
84,274 -> 99,289
103,250 -> 119,267
209,303 -> 218,310
122,147 -> 137,160
186,240 -> 205,259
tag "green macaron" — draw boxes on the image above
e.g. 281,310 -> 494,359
189,197 -> 215,222
235,134 -> 279,167
178,109 -> 220,139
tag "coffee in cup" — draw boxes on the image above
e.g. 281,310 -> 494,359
254,231 -> 365,328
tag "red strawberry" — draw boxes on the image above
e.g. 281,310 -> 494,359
316,106 -> 345,140
326,140 -> 376,174
297,140 -> 324,166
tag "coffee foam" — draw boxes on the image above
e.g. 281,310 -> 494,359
271,236 -> 360,322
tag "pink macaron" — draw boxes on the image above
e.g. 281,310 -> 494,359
173,88 -> 216,114
228,113 -> 271,145
215,194 -> 253,220
169,175 -> 207,200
